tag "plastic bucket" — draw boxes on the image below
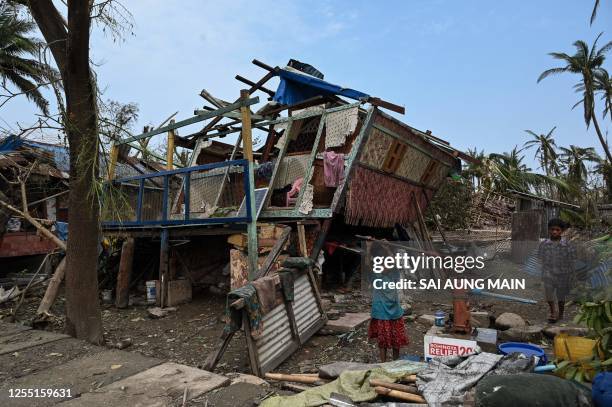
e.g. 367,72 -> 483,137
146,281 -> 157,304
554,334 -> 598,361
434,310 -> 445,327
101,289 -> 113,304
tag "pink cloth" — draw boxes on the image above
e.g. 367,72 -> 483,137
323,151 -> 344,187
286,177 -> 304,206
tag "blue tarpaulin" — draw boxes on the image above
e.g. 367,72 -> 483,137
272,69 -> 369,106
0,135 -> 69,172
55,221 -> 68,241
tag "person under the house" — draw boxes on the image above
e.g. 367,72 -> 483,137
538,218 -> 576,323
368,243 -> 408,362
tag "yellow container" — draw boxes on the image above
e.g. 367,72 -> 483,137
554,334 -> 597,361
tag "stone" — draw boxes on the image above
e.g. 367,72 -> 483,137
542,325 -> 590,339
495,312 -> 526,330
418,314 -> 437,326
470,311 -> 491,328
499,325 -> 543,342
401,302 -> 413,315
147,307 -> 177,319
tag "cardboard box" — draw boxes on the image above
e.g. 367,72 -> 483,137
424,334 -> 478,361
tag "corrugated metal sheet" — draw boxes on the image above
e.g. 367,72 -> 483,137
251,271 -> 326,375
255,303 -> 295,369
293,275 -> 322,337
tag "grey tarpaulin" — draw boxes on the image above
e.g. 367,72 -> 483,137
416,352 -> 503,406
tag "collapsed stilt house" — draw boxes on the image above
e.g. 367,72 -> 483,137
102,59 -> 472,375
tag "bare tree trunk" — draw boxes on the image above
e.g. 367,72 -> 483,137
62,0 -> 103,344
28,0 -> 103,344
592,113 -> 612,163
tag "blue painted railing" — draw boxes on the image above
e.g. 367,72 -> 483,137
102,159 -> 251,228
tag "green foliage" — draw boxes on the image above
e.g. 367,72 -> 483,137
426,178 -> 473,230
0,4 -> 57,114
554,300 -> 612,383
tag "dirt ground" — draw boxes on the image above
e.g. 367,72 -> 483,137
1,252 -> 577,383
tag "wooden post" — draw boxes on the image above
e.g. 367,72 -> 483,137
166,119 -> 175,170
159,229 -> 169,307
240,89 -> 258,279
37,257 -> 66,315
108,143 -> 119,180
115,237 -> 135,308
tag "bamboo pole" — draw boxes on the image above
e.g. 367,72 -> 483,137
264,373 -> 328,385
369,379 -> 419,394
374,386 -> 426,404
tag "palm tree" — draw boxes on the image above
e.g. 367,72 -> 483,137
593,69 -> 612,120
538,34 -> 612,163
559,145 -> 600,187
591,0 -> 601,25
0,5 -> 54,114
523,127 -> 560,176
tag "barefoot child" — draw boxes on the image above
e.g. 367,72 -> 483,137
538,218 -> 576,322
368,252 -> 408,362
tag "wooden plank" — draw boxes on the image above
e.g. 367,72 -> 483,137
115,238 -> 135,308
243,310 -> 262,376
158,229 -> 169,307
166,120 -> 175,170
203,331 -> 235,371
297,223 -> 308,257
262,120 -> 296,209
255,226 -> 291,280
117,97 -> 259,145
235,75 -> 275,97
107,143 -> 119,180
241,90 -> 259,280
294,112 -> 326,210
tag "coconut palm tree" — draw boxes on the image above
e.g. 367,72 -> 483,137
538,34 -> 612,163
559,145 -> 600,187
523,127 -> 560,176
593,69 -> 612,120
591,0 -> 601,25
0,4 -> 54,114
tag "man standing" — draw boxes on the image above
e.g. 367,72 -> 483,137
538,218 -> 576,322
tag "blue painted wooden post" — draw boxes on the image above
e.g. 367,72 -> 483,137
241,90 -> 259,279
136,178 -> 145,222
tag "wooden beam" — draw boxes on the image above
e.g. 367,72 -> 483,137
166,119 -> 175,170
159,229 -> 169,307
116,97 -> 259,145
115,237 -> 135,308
241,90 -> 259,280
367,97 -> 405,115
235,75 -> 275,97
255,226 -> 291,280
108,143 -> 119,180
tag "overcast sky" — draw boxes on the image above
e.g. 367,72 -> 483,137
2,0 -> 611,170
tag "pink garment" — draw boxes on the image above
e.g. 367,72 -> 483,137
286,177 -> 304,206
323,151 -> 345,187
